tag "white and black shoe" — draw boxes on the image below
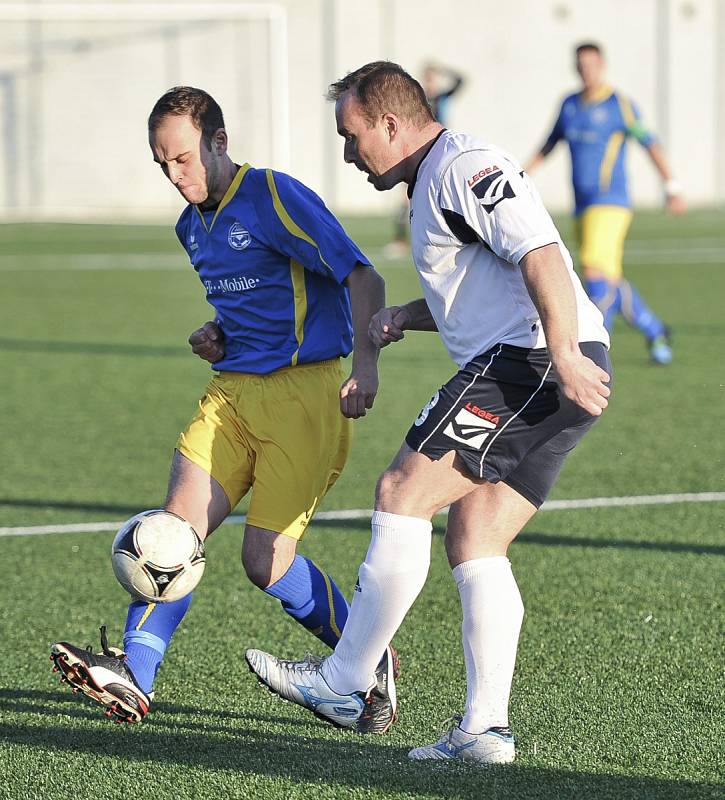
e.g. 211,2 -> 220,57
245,646 -> 397,734
408,715 -> 515,765
50,626 -> 151,724
358,645 -> 398,734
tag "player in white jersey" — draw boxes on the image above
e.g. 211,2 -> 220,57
245,61 -> 612,764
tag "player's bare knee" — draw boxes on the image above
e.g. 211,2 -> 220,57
162,501 -> 207,540
375,467 -> 407,511
241,546 -> 274,589
242,528 -> 296,589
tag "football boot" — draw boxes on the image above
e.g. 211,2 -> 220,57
408,714 -> 515,764
649,327 -> 673,365
50,625 -> 151,723
245,645 -> 397,734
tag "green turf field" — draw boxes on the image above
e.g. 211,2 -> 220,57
0,211 -> 723,799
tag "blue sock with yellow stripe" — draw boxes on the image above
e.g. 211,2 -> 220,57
264,555 -> 349,649
586,277 -> 620,332
618,279 -> 666,340
123,594 -> 192,694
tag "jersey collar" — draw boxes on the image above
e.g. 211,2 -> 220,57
407,129 -> 447,199
194,162 -> 251,232
579,84 -> 614,105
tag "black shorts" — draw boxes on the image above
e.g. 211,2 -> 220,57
405,341 -> 611,508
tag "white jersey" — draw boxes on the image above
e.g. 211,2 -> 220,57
408,130 -> 609,367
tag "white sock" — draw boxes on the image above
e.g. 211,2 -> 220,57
321,511 -> 432,695
454,556 -> 524,733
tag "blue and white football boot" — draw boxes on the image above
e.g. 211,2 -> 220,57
649,327 -> 673,365
408,715 -> 515,765
245,646 -> 397,734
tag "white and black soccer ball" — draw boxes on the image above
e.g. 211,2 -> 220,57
111,510 -> 205,603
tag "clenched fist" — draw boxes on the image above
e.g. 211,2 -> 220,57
188,321 -> 225,363
368,305 -> 411,348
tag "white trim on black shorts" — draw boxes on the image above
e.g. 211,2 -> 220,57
478,361 -> 552,479
418,344 -> 504,452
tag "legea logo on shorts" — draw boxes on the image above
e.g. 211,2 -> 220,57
228,222 -> 251,251
443,404 -> 499,449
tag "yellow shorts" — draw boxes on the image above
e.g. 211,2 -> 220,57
576,205 -> 633,280
177,359 -> 352,540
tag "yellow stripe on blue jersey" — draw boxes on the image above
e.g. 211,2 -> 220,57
617,95 -> 635,129
289,258 -> 307,365
265,170 -> 335,275
194,163 -> 251,232
174,164 -> 371,374
599,131 -> 625,193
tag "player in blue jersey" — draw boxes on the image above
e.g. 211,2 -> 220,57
50,86 -> 388,726
525,42 -> 686,364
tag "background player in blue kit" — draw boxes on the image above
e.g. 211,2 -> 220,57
526,42 -> 686,365
50,86 -> 386,724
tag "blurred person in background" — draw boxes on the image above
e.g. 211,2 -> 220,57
384,62 -> 466,259
526,42 -> 686,365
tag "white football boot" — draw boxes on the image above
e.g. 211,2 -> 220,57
408,715 -> 515,765
245,647 -> 397,733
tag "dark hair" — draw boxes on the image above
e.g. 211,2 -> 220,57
327,61 -> 434,128
575,42 -> 603,57
148,86 -> 225,149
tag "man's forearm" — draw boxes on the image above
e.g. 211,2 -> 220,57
520,244 -> 580,366
646,142 -> 674,182
347,264 -> 386,368
400,298 -> 438,331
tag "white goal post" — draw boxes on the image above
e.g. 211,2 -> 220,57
0,2 -> 289,220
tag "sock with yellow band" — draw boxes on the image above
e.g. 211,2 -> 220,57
264,555 -> 349,649
123,594 -> 192,694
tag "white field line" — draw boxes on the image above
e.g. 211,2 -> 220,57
0,238 -> 724,271
1,491 -> 724,538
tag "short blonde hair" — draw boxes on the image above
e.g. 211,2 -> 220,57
327,61 -> 434,128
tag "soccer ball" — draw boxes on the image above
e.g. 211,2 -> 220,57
111,510 -> 205,603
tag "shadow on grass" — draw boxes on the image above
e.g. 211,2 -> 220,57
0,688 -> 718,800
0,689 -> 311,732
0,337 -> 187,359
310,519 -> 724,556
0,498 -> 145,516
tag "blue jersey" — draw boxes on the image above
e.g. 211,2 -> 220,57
175,164 -> 371,374
544,86 -> 656,215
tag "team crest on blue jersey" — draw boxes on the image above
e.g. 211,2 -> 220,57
228,222 -> 251,251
